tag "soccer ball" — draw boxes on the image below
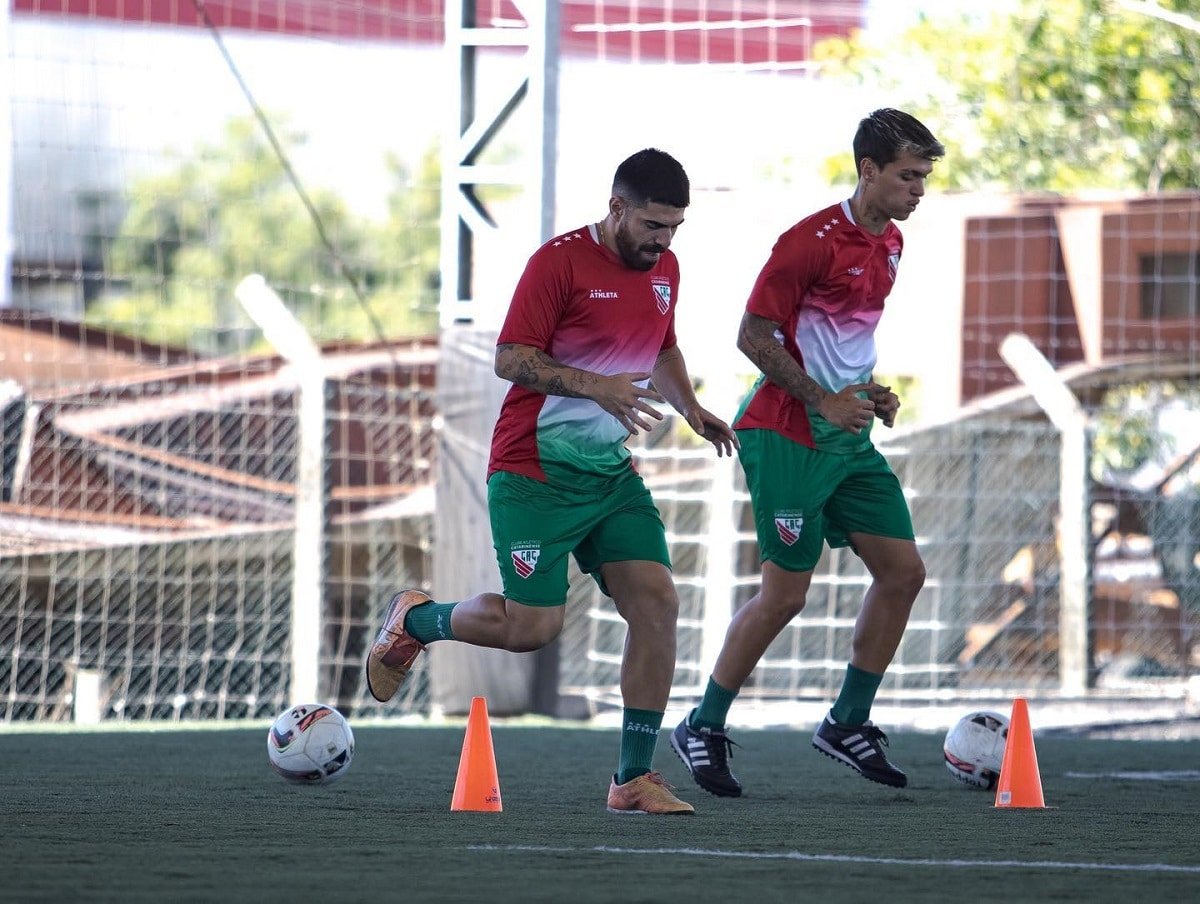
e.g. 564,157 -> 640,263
267,703 -> 355,785
943,710 -> 1009,790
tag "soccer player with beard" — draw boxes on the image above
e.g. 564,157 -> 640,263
672,110 -> 944,796
368,148 -> 738,815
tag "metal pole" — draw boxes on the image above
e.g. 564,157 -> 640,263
533,0 -> 560,243
1057,412 -> 1090,694
290,371 -> 327,703
0,0 -> 13,307
235,274 -> 326,703
999,333 -> 1090,693
699,375 -> 741,680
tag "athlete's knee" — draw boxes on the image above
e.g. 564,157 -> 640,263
908,557 -> 927,594
647,586 -> 680,632
758,562 -> 812,620
619,584 -> 680,636
757,589 -> 808,621
862,542 -> 926,600
888,555 -> 926,600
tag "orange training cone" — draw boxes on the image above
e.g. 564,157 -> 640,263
451,696 -> 503,812
994,697 -> 1046,809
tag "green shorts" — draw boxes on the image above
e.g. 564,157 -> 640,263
487,469 -> 672,606
737,428 -> 914,573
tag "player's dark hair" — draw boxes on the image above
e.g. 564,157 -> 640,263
612,148 -> 690,209
853,108 -> 944,176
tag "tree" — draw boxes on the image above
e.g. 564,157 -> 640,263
813,0 -> 1200,192
87,117 -> 439,353
335,145 -> 443,343
1092,381 -> 1200,481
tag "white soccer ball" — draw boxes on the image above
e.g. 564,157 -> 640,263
943,710 -> 1009,790
267,703 -> 355,785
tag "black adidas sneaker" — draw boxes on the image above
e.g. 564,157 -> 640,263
812,712 -> 908,788
670,715 -> 742,797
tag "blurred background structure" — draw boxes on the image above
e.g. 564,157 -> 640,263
2,0 -> 1197,728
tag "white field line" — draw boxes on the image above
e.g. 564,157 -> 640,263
466,844 -> 1200,875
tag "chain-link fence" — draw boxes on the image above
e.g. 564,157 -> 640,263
0,345 -> 437,723
557,413 -> 1200,713
5,383 -> 1197,724
5,2 -> 1198,726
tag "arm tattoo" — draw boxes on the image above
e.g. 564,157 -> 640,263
513,357 -> 539,387
653,346 -> 682,371
650,345 -> 694,412
497,343 -> 592,399
545,375 -> 572,396
738,315 -> 827,407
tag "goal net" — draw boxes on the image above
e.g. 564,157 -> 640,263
4,1 -> 1197,726
3,1 -> 443,722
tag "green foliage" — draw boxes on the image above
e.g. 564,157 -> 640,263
1093,403 -> 1159,475
87,117 -> 439,354
813,0 -> 1200,191
1092,381 -> 1200,480
873,373 -> 921,427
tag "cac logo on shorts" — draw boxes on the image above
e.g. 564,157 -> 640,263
511,543 -> 541,579
774,513 -> 803,547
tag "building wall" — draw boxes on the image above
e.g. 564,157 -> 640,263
960,193 -> 1199,406
1101,195 -> 1200,361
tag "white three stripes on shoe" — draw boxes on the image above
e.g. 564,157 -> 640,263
844,735 -> 879,760
686,737 -> 711,766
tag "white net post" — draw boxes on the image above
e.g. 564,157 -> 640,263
1000,332 -> 1090,694
235,274 -> 325,704
0,0 -> 10,309
698,372 -> 743,681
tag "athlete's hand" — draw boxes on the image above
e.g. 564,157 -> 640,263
682,406 -> 740,458
866,382 -> 900,428
817,383 -> 876,434
593,372 -> 667,435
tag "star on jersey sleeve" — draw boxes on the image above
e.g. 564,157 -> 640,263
745,224 -> 834,324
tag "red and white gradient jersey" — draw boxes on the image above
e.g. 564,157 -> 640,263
488,225 -> 679,485
733,200 -> 903,453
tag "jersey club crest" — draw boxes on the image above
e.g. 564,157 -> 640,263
650,279 -> 671,315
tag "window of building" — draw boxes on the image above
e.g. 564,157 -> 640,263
1139,252 -> 1199,320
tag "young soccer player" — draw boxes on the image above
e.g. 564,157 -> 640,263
672,109 -> 944,796
367,148 -> 738,815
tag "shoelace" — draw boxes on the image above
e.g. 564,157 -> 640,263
700,728 -> 741,768
859,722 -> 891,749
643,771 -> 678,790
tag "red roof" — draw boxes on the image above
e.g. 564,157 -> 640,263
14,0 -> 863,65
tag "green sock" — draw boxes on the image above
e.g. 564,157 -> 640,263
690,677 -> 737,730
403,601 -> 457,644
616,708 -> 663,785
830,664 -> 884,726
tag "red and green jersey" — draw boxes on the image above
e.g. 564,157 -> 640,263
733,200 -> 903,453
489,225 -> 680,486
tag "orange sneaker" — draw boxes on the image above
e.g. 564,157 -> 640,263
606,771 -> 695,815
365,590 -> 431,702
